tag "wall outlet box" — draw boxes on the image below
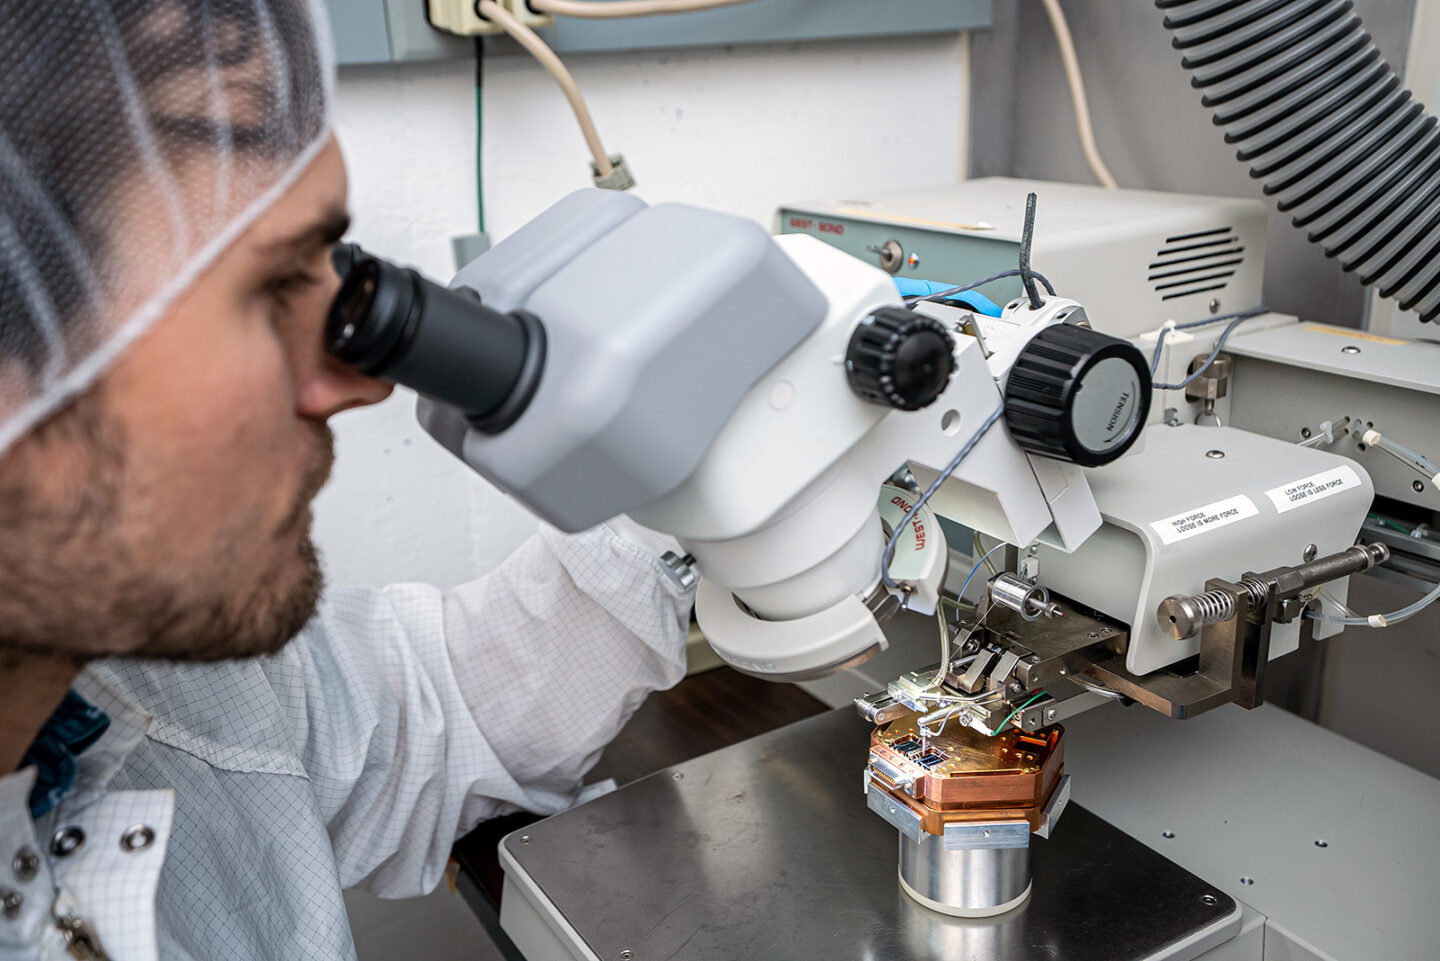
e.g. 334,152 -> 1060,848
426,0 -> 501,36
504,0 -> 554,30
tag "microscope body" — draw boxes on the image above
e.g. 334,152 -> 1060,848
419,190 -> 1118,680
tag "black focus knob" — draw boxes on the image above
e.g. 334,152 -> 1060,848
1003,323 -> 1151,467
845,307 -> 956,411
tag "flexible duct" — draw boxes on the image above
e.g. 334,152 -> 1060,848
1158,0 -> 1440,322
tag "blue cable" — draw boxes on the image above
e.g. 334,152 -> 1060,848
894,278 -> 1003,317
958,541 -> 1007,601
904,268 -> 1056,308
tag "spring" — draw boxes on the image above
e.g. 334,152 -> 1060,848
1187,589 -> 1237,627
1159,0 -> 1440,322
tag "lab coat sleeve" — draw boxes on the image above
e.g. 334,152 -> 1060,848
269,518 -> 693,897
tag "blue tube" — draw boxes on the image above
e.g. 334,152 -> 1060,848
894,278 -> 1003,317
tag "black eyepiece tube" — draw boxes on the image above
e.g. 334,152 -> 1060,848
326,244 -> 546,434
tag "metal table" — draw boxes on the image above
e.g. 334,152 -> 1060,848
498,708 -> 1240,961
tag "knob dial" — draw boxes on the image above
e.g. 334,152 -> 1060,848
845,307 -> 956,411
1003,323 -> 1151,467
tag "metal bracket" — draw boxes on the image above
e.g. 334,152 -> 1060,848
659,551 -> 698,592
1078,579 -> 1265,718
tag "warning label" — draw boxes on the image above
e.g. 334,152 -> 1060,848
1152,495 -> 1259,546
1265,465 -> 1362,514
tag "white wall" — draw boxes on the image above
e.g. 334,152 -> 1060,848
314,33 -> 971,590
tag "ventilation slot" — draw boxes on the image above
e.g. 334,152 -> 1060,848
1148,227 -> 1245,301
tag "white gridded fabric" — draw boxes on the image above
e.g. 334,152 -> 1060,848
0,0 -> 334,457
0,522 -> 691,960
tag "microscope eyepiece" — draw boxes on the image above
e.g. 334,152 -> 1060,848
326,243 -> 546,434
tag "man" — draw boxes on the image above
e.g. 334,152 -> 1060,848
0,3 -> 692,958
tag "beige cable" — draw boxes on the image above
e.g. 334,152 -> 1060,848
530,0 -> 758,18
476,0 -> 614,176
1039,0 -> 1118,189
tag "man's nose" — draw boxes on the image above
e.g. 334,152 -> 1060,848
296,354 -> 394,421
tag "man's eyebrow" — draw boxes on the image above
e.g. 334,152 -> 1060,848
262,208 -> 352,256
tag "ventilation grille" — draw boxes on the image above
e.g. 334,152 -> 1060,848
1148,227 -> 1245,301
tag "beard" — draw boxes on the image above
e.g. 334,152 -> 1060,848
0,394 -> 332,664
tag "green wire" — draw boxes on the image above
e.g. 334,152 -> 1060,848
990,691 -> 1046,736
474,39 -> 486,234
1368,513 -> 1414,534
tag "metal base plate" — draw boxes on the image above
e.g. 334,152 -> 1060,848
501,709 -> 1240,960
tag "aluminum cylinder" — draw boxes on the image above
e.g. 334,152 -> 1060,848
897,832 -> 1031,918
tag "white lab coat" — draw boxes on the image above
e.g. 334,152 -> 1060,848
0,520 -> 693,960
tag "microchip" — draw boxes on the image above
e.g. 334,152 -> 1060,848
915,751 -> 948,769
890,736 -> 922,755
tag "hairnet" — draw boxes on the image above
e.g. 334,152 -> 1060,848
0,0 -> 333,456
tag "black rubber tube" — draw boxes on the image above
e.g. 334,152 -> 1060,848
1160,0 -> 1440,322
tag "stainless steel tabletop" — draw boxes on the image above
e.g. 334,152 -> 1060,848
502,708 -> 1239,960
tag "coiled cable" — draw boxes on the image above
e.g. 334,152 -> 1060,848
1159,0 -> 1440,322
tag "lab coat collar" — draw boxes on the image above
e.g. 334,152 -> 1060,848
64,670 -> 154,807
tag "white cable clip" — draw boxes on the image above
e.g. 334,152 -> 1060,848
1362,428 -> 1383,447
1368,614 -> 1389,628
1431,470 -> 1440,492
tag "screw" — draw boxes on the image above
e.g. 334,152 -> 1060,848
1208,298 -> 1220,314
672,772 -> 684,781
1415,480 -> 1426,494
1045,709 -> 1057,721
520,836 -> 532,845
1162,830 -> 1175,839
1086,631 -> 1100,639
0,888 -> 20,919
1315,839 -> 1329,848
1303,543 -> 1318,562
620,951 -> 635,960
1201,894 -> 1218,906
1341,345 -> 1361,355
1240,876 -> 1255,885
1206,450 -> 1225,459
1300,427 -> 1312,439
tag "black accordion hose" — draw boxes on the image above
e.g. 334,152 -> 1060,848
1159,0 -> 1440,322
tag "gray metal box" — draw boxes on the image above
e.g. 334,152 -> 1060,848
780,178 -> 1267,339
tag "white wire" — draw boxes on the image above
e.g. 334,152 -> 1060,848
1039,0 -> 1118,190
531,0 -> 758,17
475,1 -> 615,176
1307,578 -> 1440,628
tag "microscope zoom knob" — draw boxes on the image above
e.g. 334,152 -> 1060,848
1003,323 -> 1152,467
845,307 -> 956,411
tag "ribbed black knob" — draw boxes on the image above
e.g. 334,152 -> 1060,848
1003,324 -> 1151,467
845,308 -> 956,411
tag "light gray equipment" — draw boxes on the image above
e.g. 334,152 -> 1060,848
389,181 -> 1439,951
779,178 -> 1267,337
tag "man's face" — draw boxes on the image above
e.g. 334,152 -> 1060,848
0,137 -> 392,661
